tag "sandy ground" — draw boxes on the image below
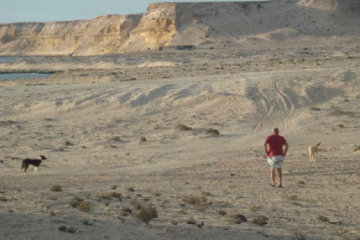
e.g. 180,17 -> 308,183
1,43 -> 360,240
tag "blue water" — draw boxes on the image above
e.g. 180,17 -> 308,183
0,73 -> 52,80
0,57 -> 52,80
0,57 -> 22,63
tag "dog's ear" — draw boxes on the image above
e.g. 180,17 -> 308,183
39,155 -> 47,160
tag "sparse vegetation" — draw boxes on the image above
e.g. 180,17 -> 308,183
205,128 -> 220,136
354,146 -> 360,152
249,205 -> 263,212
311,107 -> 321,111
293,229 -> 307,240
286,195 -> 299,200
176,124 -> 192,131
140,137 -> 147,142
99,192 -> 122,200
138,204 -> 158,224
334,227 -> 347,236
231,214 -> 247,224
178,209 -> 188,215
186,217 -> 196,225
121,207 -> 132,214
182,195 -> 207,206
194,204 -> 206,212
0,196 -> 8,201
71,196 -> 84,208
251,216 -> 268,226
50,185 -> 63,192
77,201 -> 90,212
316,214 -> 329,222
130,199 -> 142,210
113,136 -> 121,141
217,209 -> 227,216
58,225 -> 76,233
126,186 -> 135,192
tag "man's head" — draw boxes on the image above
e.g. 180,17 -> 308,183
273,128 -> 279,134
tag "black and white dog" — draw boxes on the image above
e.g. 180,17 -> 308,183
20,155 -> 47,175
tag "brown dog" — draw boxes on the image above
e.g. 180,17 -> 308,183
309,142 -> 321,162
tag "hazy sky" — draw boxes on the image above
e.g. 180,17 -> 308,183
0,0 -> 264,24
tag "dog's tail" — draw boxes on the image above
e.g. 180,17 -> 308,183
316,141 -> 321,147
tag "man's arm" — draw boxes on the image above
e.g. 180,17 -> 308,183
283,142 -> 289,157
264,142 -> 269,155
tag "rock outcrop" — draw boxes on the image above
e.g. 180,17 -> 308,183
0,0 -> 360,56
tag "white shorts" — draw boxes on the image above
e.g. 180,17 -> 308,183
267,156 -> 284,169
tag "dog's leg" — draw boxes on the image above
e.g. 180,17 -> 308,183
35,167 -> 39,175
309,147 -> 312,162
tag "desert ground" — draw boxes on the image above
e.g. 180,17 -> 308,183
1,40 -> 360,240
0,41 -> 360,240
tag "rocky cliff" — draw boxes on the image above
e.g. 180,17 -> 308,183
1,0 -> 360,56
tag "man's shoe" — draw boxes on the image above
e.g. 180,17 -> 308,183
278,184 -> 283,188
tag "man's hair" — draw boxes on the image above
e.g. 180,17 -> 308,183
273,128 -> 279,134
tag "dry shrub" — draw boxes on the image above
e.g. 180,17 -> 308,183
58,225 -> 76,233
186,218 -> 196,225
249,205 -> 263,212
50,185 -> 63,192
251,216 -> 268,226
98,192 -> 122,200
334,227 -> 347,236
178,209 -> 188,215
121,207 -> 132,214
194,204 -> 206,212
217,209 -> 227,216
176,124 -> 192,131
231,214 -> 247,224
293,229 -> 306,240
286,195 -> 299,200
138,204 -> 158,224
77,201 -> 90,212
130,199 -> 142,210
0,196 -> 7,201
316,214 -> 329,222
205,128 -> 220,136
311,107 -> 321,111
71,196 -> 84,208
182,195 -> 207,206
126,186 -> 135,192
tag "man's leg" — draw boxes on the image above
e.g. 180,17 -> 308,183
277,168 -> 282,187
270,169 -> 275,186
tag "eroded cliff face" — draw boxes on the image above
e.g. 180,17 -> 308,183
1,1 -> 360,56
0,14 -> 142,56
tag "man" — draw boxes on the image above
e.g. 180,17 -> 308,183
264,128 -> 289,188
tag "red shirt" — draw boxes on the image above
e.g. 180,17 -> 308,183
265,133 -> 287,157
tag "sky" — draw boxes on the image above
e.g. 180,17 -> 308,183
0,0 -> 264,24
